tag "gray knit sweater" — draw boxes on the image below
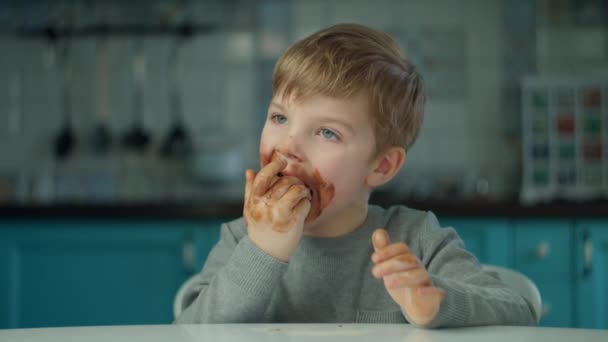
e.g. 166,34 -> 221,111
175,205 -> 536,328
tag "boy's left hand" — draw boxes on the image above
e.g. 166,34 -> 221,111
371,228 -> 446,326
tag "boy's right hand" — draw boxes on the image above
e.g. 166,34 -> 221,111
243,158 -> 312,262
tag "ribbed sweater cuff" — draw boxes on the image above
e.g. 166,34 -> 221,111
223,236 -> 288,299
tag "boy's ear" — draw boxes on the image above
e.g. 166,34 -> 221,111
366,146 -> 406,188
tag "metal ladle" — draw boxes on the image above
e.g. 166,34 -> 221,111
53,39 -> 76,160
122,38 -> 151,152
90,37 -> 112,154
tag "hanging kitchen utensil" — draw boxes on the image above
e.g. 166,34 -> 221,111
122,38 -> 151,152
160,33 -> 192,159
90,36 -> 112,154
53,39 -> 76,160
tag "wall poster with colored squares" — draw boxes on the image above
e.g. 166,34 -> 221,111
521,77 -> 607,204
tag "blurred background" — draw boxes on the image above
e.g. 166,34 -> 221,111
0,0 -> 604,205
0,0 -> 607,330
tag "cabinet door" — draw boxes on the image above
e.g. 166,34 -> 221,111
514,220 -> 573,327
439,218 -> 511,267
575,221 -> 608,329
0,220 -> 191,328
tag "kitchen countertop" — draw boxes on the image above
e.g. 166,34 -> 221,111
0,197 -> 607,219
0,324 -> 605,342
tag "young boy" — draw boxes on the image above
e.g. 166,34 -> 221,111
175,23 -> 537,328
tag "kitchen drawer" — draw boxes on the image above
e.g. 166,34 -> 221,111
514,220 -> 572,275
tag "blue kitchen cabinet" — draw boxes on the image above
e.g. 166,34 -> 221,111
0,220 -> 197,329
192,219 -> 225,272
513,220 -> 573,327
574,220 -> 608,329
438,218 -> 512,267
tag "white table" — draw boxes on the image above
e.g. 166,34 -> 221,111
0,324 -> 606,342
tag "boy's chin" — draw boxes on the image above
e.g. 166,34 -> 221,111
301,217 -> 318,234
302,226 -> 319,237
302,220 -> 316,233
302,213 -> 327,236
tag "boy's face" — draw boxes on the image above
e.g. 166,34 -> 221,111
259,91 -> 378,234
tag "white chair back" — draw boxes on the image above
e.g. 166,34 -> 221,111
173,274 -> 201,320
483,264 -> 542,323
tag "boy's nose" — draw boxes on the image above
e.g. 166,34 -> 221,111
277,135 -> 304,163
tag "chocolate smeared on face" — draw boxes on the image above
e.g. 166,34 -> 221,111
306,169 -> 335,222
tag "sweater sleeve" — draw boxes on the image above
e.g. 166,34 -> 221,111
174,220 -> 287,323
411,212 -> 538,328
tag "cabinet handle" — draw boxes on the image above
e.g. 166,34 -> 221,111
535,242 -> 551,259
541,303 -> 551,318
583,229 -> 593,278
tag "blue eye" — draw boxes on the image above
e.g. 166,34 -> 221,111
319,128 -> 339,141
271,113 -> 287,125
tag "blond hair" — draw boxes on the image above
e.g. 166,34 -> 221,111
272,23 -> 426,154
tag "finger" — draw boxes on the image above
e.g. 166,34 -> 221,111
244,169 -> 256,204
268,175 -> 282,189
261,175 -> 282,200
292,196 -> 312,222
266,176 -> 304,201
372,253 -> 420,278
372,229 -> 390,251
273,194 -> 311,233
253,158 -> 287,196
371,242 -> 410,263
281,184 -> 312,209
383,268 -> 431,290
